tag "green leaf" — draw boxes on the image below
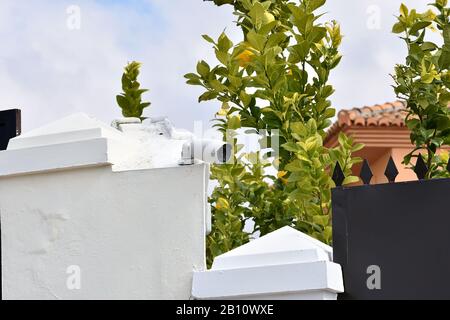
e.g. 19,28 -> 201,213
352,143 -> 365,152
184,73 -> 200,79
248,1 -> 266,28
322,108 -> 336,118
443,24 -> 450,47
196,60 -> 210,78
289,41 -> 310,61
421,42 -> 438,51
217,50 -> 230,65
116,95 -> 127,109
406,118 -> 420,130
198,91 -> 218,102
282,142 -> 301,152
247,30 -> 266,51
307,26 -> 327,43
291,122 -> 308,136
313,215 -> 328,227
439,49 -> 450,70
308,0 -> 326,12
337,132 -> 348,147
209,79 -> 227,91
439,25 -> 450,69
228,116 -> 241,129
218,32 -> 233,52
202,34 -> 215,44
409,21 -> 431,35
392,22 -> 406,34
400,3 -> 409,18
343,176 -> 359,185
186,78 -> 202,85
421,72 -> 435,84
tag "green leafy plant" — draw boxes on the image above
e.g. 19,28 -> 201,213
393,0 -> 450,178
116,61 -> 151,120
188,0 -> 362,267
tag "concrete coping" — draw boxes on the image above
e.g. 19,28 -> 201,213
192,226 -> 344,300
0,113 -> 142,177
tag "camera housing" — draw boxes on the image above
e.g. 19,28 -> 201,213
180,139 -> 232,165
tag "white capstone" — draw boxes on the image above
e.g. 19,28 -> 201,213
0,113 -> 140,177
192,226 -> 344,300
0,114 -> 199,177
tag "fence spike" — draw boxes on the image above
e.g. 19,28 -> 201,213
360,159 -> 373,185
384,156 -> 399,183
332,162 -> 345,187
447,158 -> 450,173
414,153 -> 428,180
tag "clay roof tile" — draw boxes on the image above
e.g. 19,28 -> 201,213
324,101 -> 408,144
378,115 -> 393,126
366,116 -> 380,126
392,117 -> 405,127
353,115 -> 366,126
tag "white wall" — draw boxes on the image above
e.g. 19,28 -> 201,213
1,163 -> 208,299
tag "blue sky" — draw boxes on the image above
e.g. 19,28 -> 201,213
0,0 -> 431,132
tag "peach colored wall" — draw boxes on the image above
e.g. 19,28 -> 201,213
390,148 -> 418,182
369,151 -> 391,184
362,148 -> 416,184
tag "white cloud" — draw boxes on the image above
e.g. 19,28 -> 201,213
0,0 -> 442,132
324,0 -> 433,109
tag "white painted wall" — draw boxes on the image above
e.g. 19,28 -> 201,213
0,113 -> 209,300
1,164 -> 208,299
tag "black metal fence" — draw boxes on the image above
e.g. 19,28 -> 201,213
333,154 -> 450,187
332,155 -> 450,299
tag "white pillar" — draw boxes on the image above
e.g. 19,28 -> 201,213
192,226 -> 344,300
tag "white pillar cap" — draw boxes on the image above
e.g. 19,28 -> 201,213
192,226 -> 344,300
0,113 -> 138,177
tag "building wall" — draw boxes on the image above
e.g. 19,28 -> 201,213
363,148 -> 417,184
390,148 -> 418,182
1,164 -> 209,299
369,150 -> 392,184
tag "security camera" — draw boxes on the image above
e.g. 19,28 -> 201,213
180,139 -> 232,165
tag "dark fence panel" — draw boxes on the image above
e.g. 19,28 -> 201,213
332,177 -> 450,299
0,109 -> 21,150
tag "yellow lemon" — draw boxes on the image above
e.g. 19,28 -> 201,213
277,171 -> 287,178
236,49 -> 255,67
440,150 -> 449,163
277,171 -> 289,185
263,12 -> 275,25
216,109 -> 228,117
215,197 -> 229,210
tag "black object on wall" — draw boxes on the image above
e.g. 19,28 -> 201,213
332,157 -> 450,299
0,109 -> 21,150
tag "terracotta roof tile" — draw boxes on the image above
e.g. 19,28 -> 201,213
325,101 -> 407,143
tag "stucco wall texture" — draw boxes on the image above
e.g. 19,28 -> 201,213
1,163 -> 208,299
